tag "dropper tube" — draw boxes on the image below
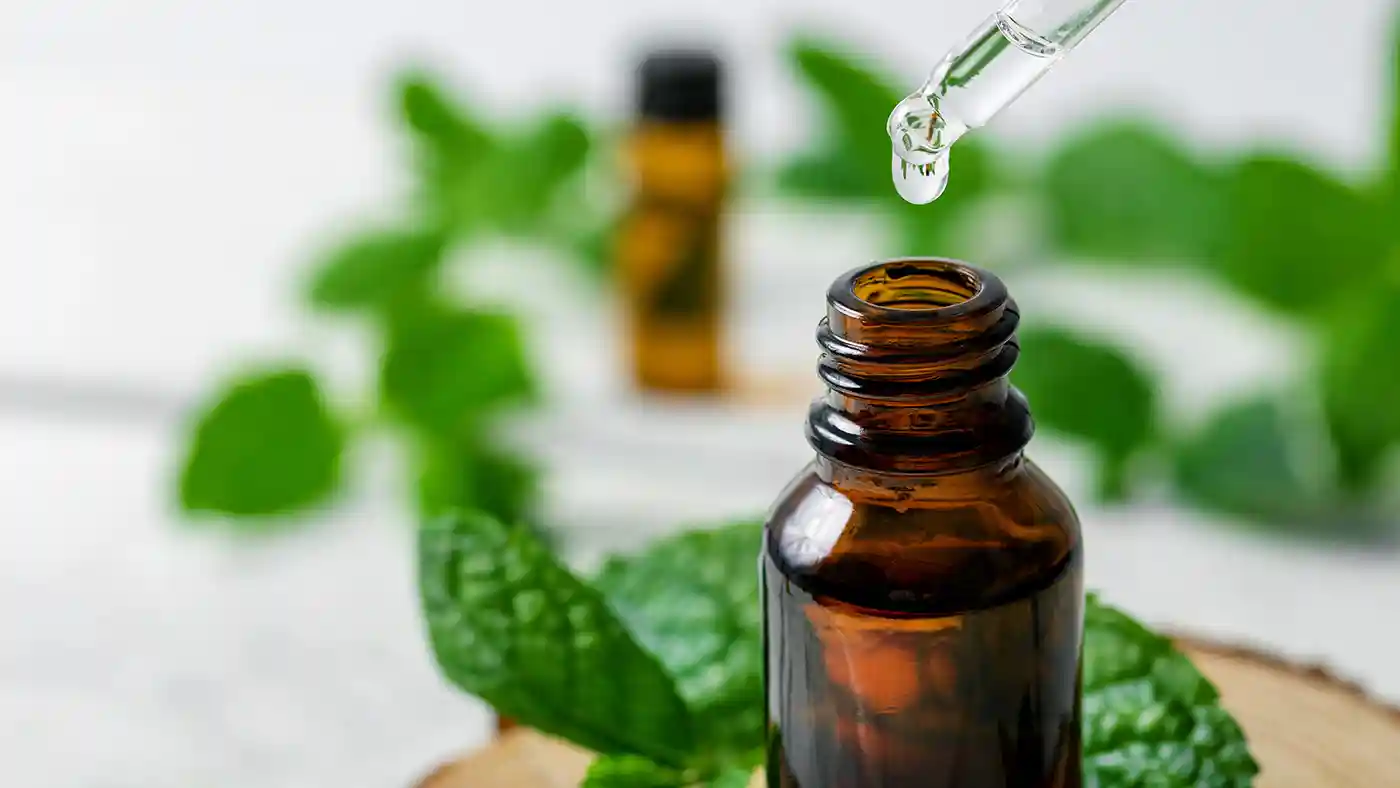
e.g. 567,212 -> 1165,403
887,0 -> 1131,203
1000,0 -> 1128,50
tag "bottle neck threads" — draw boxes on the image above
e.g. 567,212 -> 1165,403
807,258 -> 1033,476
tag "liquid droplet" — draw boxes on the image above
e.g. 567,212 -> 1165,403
892,150 -> 949,205
887,92 -> 943,167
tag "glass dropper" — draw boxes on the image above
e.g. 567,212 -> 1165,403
888,0 -> 1131,203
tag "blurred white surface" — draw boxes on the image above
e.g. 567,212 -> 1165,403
0,416 -> 488,788
3,0 -> 1400,785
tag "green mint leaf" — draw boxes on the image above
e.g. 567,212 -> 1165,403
1043,121 -> 1227,262
1084,594 -> 1260,786
419,511 -> 695,764
379,306 -> 535,432
1319,286 -> 1400,491
581,755 -> 687,788
397,71 -> 498,236
489,111 -> 593,234
704,769 -> 754,788
415,437 -> 538,527
1172,396 -> 1330,526
594,521 -> 765,756
305,228 -> 446,312
783,37 -> 902,198
398,65 -> 595,240
1388,5 -> 1400,201
1012,327 -> 1157,501
397,71 -> 493,163
417,155 -> 491,238
1221,154 -> 1388,317
179,368 -> 343,517
581,753 -> 756,787
559,214 -> 616,279
775,151 -> 875,200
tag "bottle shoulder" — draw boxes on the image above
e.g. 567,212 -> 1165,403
763,458 -> 1080,616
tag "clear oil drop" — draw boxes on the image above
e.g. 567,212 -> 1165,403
892,150 -> 950,205
888,8 -> 1066,204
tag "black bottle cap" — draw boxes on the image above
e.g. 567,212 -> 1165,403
637,50 -> 723,122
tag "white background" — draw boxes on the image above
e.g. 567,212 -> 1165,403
3,0 -> 1399,785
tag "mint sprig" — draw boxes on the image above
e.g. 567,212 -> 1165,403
594,522 -> 766,758
581,755 -> 686,788
419,512 -> 694,765
179,368 -> 343,517
175,69 -> 605,527
419,513 -> 1258,787
1084,595 -> 1260,786
581,757 -> 753,788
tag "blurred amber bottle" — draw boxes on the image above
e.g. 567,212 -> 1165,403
763,259 -> 1085,787
617,51 -> 728,393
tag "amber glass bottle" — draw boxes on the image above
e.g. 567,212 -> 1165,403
763,259 -> 1084,788
617,51 -> 727,392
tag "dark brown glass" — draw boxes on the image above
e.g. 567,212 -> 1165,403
763,259 -> 1084,788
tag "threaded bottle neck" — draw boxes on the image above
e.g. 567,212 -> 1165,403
806,258 -> 1033,475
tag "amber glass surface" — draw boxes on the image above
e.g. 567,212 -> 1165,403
763,259 -> 1084,788
616,122 -> 727,392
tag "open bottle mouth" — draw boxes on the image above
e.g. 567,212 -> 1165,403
850,260 -> 984,311
826,258 -> 1008,338
809,258 -> 1031,474
817,258 -> 1018,389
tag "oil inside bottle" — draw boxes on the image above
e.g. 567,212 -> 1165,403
764,519 -> 1083,787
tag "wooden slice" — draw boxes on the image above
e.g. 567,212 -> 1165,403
1179,641 -> 1400,786
415,641 -> 1400,788
413,726 -> 592,788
